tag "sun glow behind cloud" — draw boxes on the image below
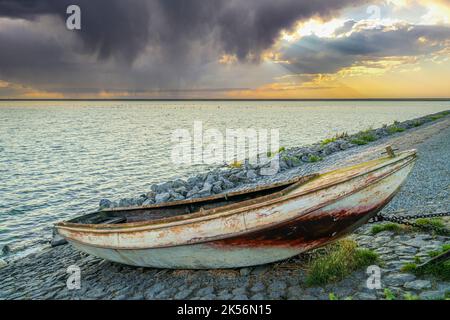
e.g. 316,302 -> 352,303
420,2 -> 450,24
283,18 -> 347,41
228,0 -> 450,99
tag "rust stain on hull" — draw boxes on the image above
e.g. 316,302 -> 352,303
210,192 -> 395,249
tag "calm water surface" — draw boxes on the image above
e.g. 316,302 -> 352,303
1,100 -> 449,258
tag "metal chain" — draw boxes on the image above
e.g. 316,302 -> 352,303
370,210 -> 450,222
370,210 -> 450,235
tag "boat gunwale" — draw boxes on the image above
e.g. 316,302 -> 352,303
60,156 -> 416,250
56,149 -> 416,233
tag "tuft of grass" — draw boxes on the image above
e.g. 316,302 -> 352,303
305,239 -> 379,286
321,137 -> 337,146
375,218 -> 449,237
428,244 -> 450,258
267,146 -> 286,158
404,293 -> 419,300
282,155 -> 301,166
321,132 -> 349,146
350,129 -> 377,146
413,120 -> 423,127
429,114 -> 444,121
351,138 -> 367,145
384,288 -> 396,300
358,130 -> 377,142
387,125 -> 405,134
371,223 -> 406,235
370,219 -> 448,236
291,156 -> 301,166
400,244 -> 450,281
401,263 -> 417,273
329,293 -> 338,300
412,218 -> 449,236
228,160 -> 243,168
308,155 -> 322,163
414,218 -> 445,228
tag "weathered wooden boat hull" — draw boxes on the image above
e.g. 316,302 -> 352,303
57,150 -> 416,269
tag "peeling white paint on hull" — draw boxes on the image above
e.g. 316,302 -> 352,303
70,241 -> 302,269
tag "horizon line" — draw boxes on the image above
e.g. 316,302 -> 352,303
1,98 -> 450,102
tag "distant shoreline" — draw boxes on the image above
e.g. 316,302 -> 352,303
1,98 -> 450,102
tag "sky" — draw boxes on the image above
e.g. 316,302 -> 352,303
0,0 -> 449,99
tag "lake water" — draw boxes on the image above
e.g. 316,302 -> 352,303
1,100 -> 449,258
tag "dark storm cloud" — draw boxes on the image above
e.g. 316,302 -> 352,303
0,0 -> 151,62
0,0 -> 368,62
0,0 -> 372,95
210,0 -> 370,61
281,23 -> 450,74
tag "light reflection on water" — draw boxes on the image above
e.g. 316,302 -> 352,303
0,100 -> 448,257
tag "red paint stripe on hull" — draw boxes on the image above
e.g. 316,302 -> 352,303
209,193 -> 395,249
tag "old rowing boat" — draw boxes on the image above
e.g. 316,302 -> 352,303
55,148 -> 416,269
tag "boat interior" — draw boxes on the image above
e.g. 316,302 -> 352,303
67,175 -> 317,225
